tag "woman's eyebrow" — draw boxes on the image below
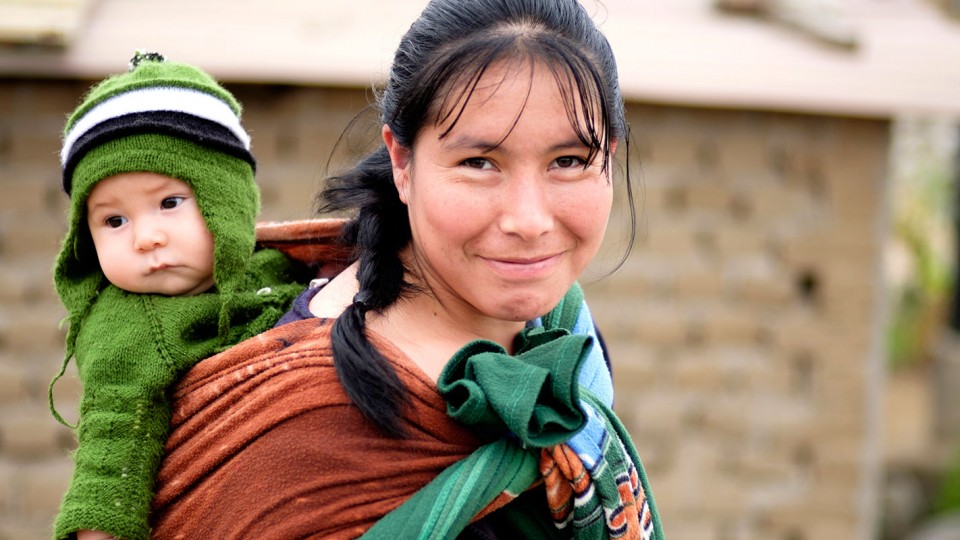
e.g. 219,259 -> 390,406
441,134 -> 501,152
442,134 -> 589,154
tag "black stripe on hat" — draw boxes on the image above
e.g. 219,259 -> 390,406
62,111 -> 256,194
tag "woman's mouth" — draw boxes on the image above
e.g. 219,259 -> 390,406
481,253 -> 563,280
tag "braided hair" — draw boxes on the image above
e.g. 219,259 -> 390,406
318,0 -> 633,437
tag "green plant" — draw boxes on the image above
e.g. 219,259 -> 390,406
886,163 -> 953,370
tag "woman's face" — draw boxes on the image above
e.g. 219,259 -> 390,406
385,60 -> 614,327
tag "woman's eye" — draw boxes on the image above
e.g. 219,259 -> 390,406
462,157 -> 493,170
160,196 -> 185,210
555,156 -> 587,169
105,216 -> 127,228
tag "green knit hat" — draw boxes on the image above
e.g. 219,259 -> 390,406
55,51 -> 260,342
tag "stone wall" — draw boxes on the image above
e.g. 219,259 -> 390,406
0,79 -> 888,539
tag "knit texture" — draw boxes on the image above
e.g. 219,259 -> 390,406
54,52 -> 259,353
60,52 -> 253,191
50,53 -> 300,540
53,248 -> 310,540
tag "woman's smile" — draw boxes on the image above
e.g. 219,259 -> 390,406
479,251 -> 565,281
384,58 -> 613,329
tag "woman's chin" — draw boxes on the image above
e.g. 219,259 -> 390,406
483,292 -> 565,323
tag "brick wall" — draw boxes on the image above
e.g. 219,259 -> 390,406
0,80 -> 887,539
587,105 -> 888,540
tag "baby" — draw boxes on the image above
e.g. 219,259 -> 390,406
49,52 -> 310,540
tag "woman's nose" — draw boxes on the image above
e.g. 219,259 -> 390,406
497,173 -> 554,240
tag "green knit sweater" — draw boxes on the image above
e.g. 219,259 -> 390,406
53,248 -> 309,540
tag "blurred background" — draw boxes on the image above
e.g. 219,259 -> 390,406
1,0 -> 959,538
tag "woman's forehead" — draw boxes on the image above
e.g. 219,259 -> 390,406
431,59 -> 600,143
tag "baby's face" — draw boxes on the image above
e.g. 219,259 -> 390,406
86,172 -> 215,296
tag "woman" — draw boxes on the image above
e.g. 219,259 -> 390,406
150,0 -> 664,538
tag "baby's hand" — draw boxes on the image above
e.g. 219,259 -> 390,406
77,530 -> 118,540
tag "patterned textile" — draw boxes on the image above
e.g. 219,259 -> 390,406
362,295 -> 665,539
541,393 -> 656,540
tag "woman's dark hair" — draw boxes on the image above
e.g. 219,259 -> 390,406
318,0 -> 634,437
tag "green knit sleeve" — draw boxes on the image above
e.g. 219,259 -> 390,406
53,288 -> 223,540
54,251 -> 309,540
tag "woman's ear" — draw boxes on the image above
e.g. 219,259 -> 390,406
603,138 -> 619,181
383,125 -> 412,204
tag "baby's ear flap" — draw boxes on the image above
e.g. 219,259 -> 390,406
54,209 -> 105,322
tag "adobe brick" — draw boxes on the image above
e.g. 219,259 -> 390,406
0,170 -> 61,215
262,169 -> 327,220
702,307 -> 764,344
684,179 -> 732,214
8,130 -> 61,163
0,460 -> 12,511
738,448 -> 798,481
652,519 -> 714,540
605,345 -> 659,384
14,457 -> 73,519
721,255 -> 796,305
752,184 -> 823,223
0,256 -> 61,304
715,127 -> 770,175
0,406 -> 66,458
35,365 -> 77,423
701,402 -> 752,440
640,222 -> 699,257
622,393 -> 685,437
16,80 -> 91,119
0,215 -> 64,259
714,224 -> 769,254
634,309 -> 688,347
672,265 -> 724,298
0,306 -> 67,352
762,494 -> 862,523
672,352 -> 725,393
643,129 -> 698,167
0,83 -> 18,119
0,519 -> 59,540
0,364 -> 29,405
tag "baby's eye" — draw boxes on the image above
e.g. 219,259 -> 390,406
160,196 -> 185,210
105,216 -> 127,228
554,156 -> 587,169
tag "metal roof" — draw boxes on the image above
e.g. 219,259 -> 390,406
1,0 -> 959,119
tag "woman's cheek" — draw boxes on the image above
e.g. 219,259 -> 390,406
424,184 -> 491,236
564,181 -> 613,244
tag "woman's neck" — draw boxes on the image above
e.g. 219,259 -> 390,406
366,271 -> 526,382
312,258 -> 527,382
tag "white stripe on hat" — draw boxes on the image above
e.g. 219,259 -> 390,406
61,86 -> 251,166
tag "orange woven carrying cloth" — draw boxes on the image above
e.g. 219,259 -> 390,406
150,219 -> 490,538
